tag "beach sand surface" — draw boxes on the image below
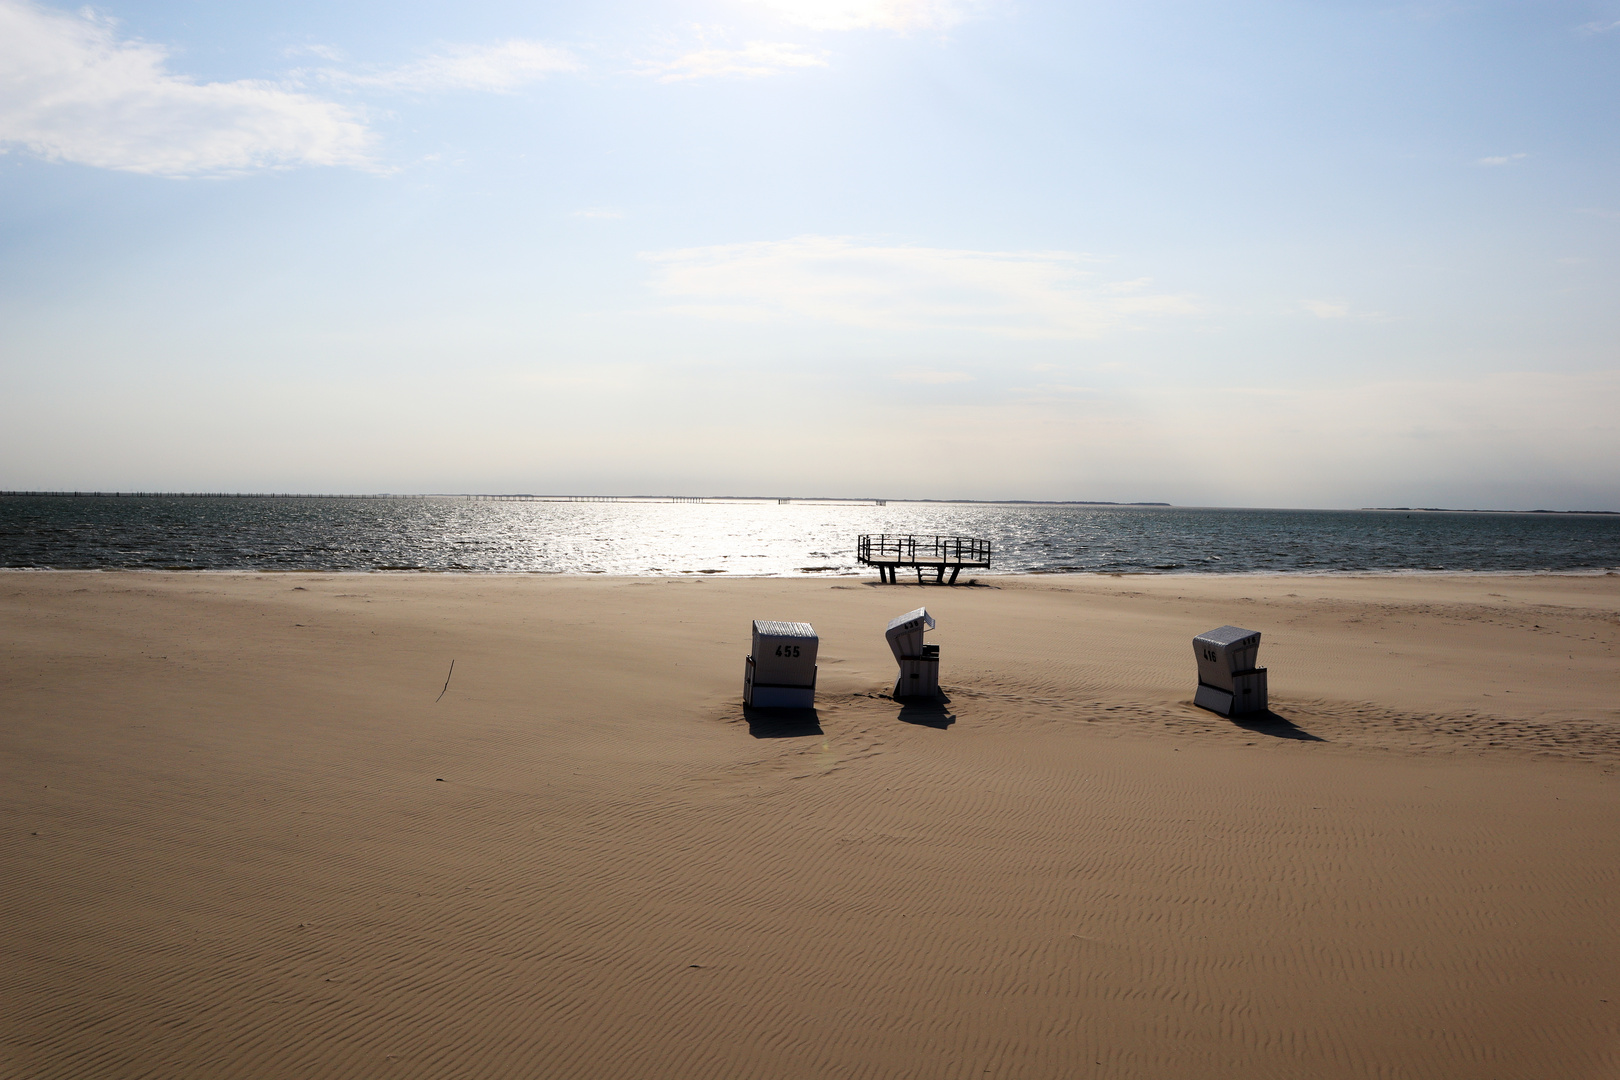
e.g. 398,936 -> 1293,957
2,571 -> 1618,1079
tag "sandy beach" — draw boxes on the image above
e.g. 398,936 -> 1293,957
2,570 -> 1617,1079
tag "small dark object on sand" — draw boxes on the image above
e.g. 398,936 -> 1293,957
435,659 -> 455,703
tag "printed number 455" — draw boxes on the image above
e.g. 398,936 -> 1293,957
775,645 -> 801,657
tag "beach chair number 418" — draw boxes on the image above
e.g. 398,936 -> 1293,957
775,645 -> 801,657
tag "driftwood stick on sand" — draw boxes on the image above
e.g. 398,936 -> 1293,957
435,659 -> 455,703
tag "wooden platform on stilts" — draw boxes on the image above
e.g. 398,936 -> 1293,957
857,534 -> 992,584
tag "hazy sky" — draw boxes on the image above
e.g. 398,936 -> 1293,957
2,0 -> 1617,508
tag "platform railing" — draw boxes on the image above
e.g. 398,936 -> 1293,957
857,534 -> 992,583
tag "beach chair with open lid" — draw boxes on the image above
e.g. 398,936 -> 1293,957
886,607 -> 939,698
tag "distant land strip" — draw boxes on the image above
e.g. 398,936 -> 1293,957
0,491 -> 1170,506
1365,506 -> 1619,515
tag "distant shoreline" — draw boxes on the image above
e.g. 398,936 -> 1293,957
0,491 -> 1170,506
1364,506 -> 1620,515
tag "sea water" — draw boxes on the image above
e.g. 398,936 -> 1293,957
1,496 -> 1616,576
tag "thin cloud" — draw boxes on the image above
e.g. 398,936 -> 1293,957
1303,299 -> 1388,322
284,43 -> 345,62
1578,18 -> 1620,33
1006,381 -> 1100,403
0,0 -> 373,177
641,235 -> 1205,339
321,40 -> 581,93
638,42 -> 827,81
1304,300 -> 1350,319
741,0 -> 979,32
892,369 -> 973,383
1476,152 -> 1528,166
573,207 -> 625,219
1577,207 -> 1620,222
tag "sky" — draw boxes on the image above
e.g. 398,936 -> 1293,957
1,0 -> 1617,508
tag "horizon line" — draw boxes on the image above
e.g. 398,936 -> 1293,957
3,491 -> 1618,514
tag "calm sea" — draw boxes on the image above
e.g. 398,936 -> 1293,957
1,496 -> 1616,576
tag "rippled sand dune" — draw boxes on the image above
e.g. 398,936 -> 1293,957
2,572 -> 1617,1079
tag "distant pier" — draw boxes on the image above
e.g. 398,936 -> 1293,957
1,492 -> 890,504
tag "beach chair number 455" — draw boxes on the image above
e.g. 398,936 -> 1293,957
775,645 -> 801,657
